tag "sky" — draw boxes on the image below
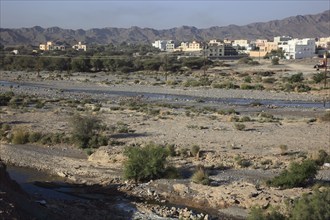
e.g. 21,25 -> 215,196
1,0 -> 329,30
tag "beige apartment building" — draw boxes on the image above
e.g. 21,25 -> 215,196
175,41 -> 202,52
39,41 -> 66,51
316,37 -> 330,49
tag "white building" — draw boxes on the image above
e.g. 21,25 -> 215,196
72,42 -> 87,51
233,39 -> 249,49
152,40 -> 167,51
281,38 -> 315,59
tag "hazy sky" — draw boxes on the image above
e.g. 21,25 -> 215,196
1,0 -> 329,29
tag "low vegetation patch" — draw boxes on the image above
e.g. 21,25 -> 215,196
191,166 -> 210,185
248,188 -> 330,220
123,143 -> 169,183
266,159 -> 319,189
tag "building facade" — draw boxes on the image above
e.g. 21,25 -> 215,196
72,42 -> 87,51
152,40 -> 167,51
281,38 -> 315,59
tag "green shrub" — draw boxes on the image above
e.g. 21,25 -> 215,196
191,166 -> 210,185
267,159 -> 319,189
314,149 -> 330,166
191,145 -> 200,157
70,114 -> 104,148
248,206 -> 285,220
212,82 -> 239,89
11,128 -> 29,144
0,92 -> 14,106
166,144 -> 176,157
244,76 -> 252,83
123,143 -> 168,183
28,132 -> 43,143
312,72 -> 326,83
271,57 -> 280,65
290,188 -> 330,220
288,73 -> 304,83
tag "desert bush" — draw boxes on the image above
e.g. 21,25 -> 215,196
267,159 -> 319,189
271,57 -> 280,65
70,114 -> 105,148
212,81 -> 239,89
28,132 -> 43,143
290,188 -> 330,220
244,76 -> 252,83
237,158 -> 252,168
240,84 -> 264,90
164,166 -> 181,179
218,108 -> 238,115
294,84 -> 311,92
191,166 -> 210,185
166,144 -> 176,157
312,72 -> 326,83
288,73 -> 304,83
248,189 -> 330,220
123,143 -> 168,183
263,77 -> 277,84
234,123 -> 246,131
0,92 -> 14,106
0,123 -> 11,140
238,57 -> 259,65
248,206 -> 285,220
314,149 -> 330,166
11,128 -> 29,144
179,148 -> 189,157
191,145 -> 200,157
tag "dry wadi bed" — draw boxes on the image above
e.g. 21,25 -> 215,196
0,58 -> 330,219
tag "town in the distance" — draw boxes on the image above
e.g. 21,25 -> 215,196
32,36 -> 330,61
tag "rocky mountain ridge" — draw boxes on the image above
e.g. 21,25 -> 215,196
0,10 -> 329,46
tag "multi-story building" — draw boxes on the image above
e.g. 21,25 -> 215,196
274,36 -> 292,44
316,37 -> 330,49
39,41 -> 65,51
165,40 -> 175,52
281,38 -> 315,59
152,40 -> 167,51
206,41 -> 225,58
255,39 -> 268,48
72,42 -> 87,51
233,39 -> 249,49
187,41 -> 202,51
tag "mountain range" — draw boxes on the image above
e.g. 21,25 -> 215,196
0,10 -> 329,46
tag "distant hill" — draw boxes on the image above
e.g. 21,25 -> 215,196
0,10 -> 329,46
